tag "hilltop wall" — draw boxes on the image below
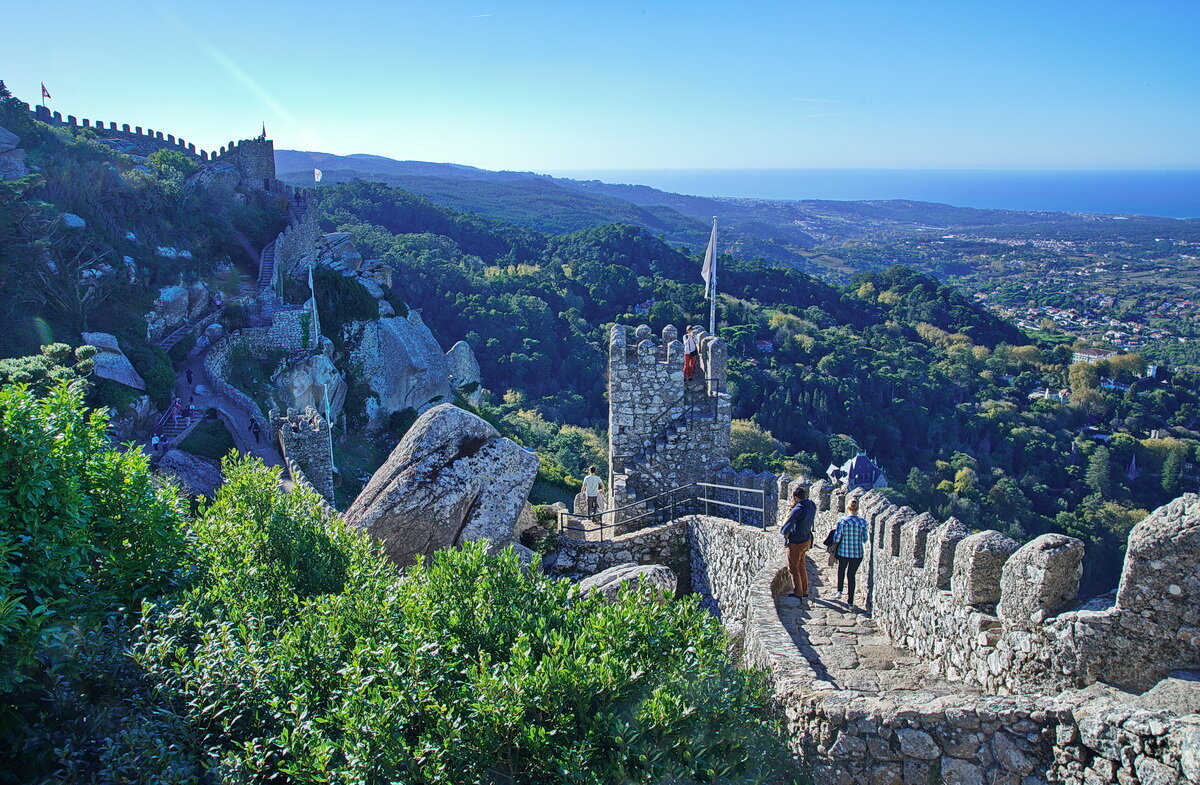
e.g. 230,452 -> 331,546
551,502 -> 1199,782
275,407 -> 335,504
844,487 -> 1200,694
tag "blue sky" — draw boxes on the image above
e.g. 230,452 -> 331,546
5,0 -> 1199,170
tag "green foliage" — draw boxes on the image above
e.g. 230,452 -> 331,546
129,456 -> 793,783
0,342 -> 94,392
226,343 -> 284,401
312,265 -> 376,345
0,383 -> 189,750
121,337 -> 174,406
177,414 -> 236,461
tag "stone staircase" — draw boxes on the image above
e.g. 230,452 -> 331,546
256,239 -> 278,291
611,385 -> 718,530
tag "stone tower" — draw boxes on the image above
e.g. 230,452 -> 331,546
607,323 -> 732,523
276,407 -> 335,504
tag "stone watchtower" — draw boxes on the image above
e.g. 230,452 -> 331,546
275,407 -> 335,504
607,324 -> 732,524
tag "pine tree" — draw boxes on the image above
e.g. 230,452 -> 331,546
1086,446 -> 1113,498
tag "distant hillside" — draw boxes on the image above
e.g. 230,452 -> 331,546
276,151 -> 823,271
277,150 -> 1200,279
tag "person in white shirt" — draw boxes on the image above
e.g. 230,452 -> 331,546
682,326 -> 699,381
582,465 -> 605,518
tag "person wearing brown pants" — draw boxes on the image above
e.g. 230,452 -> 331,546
781,485 -> 816,599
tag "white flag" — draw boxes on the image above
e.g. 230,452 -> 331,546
314,168 -> 323,183
700,217 -> 717,298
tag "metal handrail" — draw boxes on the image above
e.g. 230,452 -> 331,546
558,478 -> 771,540
695,481 -> 768,529
558,482 -> 699,541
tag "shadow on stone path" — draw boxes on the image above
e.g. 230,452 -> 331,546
775,546 -> 980,698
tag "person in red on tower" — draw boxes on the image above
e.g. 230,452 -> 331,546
682,326 -> 699,381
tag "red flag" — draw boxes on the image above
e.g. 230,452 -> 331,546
41,83 -> 51,101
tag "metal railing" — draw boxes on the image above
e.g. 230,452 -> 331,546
557,479 -> 769,541
695,481 -> 768,528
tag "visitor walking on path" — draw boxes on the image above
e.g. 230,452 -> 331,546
781,485 -> 817,599
832,497 -> 870,610
581,466 -> 605,518
151,433 -> 160,453
249,418 -> 262,444
682,326 -> 699,381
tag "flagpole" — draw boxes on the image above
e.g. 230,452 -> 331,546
708,217 -> 717,334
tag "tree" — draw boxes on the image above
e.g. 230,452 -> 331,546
1085,446 -> 1113,498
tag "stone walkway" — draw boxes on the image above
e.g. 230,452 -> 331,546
775,547 -> 980,698
172,350 -> 283,467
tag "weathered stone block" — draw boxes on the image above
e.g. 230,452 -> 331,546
952,531 -> 1019,607
998,534 -> 1084,629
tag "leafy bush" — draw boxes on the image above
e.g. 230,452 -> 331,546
134,456 -> 795,784
0,383 -> 190,749
312,266 -> 378,345
120,337 -> 175,406
177,413 -> 236,461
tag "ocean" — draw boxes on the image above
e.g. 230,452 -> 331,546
543,168 -> 1200,220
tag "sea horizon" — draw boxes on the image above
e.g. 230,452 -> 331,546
542,168 -> 1200,220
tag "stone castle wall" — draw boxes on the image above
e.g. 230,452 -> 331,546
275,407 -> 335,504
275,206 -> 323,279
607,323 -> 731,518
204,335 -> 268,422
554,476 -> 1198,781
738,533 -> 1200,784
30,104 -> 208,158
837,486 -> 1200,695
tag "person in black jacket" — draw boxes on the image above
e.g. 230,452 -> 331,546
780,485 -> 816,599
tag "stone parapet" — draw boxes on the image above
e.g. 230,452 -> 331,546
840,489 -> 1200,695
727,515 -> 1200,784
275,407 -> 335,505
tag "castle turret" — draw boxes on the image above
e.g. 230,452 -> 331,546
607,323 -> 731,525
275,407 -> 335,504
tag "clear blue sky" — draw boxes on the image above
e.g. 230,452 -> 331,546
5,0 -> 1199,170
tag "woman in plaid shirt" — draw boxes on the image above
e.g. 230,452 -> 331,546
832,498 -> 869,610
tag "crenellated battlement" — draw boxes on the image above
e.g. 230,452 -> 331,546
274,406 -> 335,504
28,103 -> 210,159
808,484 -> 1200,694
607,323 -> 732,522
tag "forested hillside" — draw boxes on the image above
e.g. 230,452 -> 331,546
316,180 -> 1200,595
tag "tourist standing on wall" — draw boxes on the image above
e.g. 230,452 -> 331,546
682,326 -> 699,381
582,465 -> 605,519
832,497 -> 869,610
781,485 -> 817,599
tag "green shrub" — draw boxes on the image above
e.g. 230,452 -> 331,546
135,456 -> 796,784
312,266 -> 377,345
121,338 -> 175,406
177,413 -> 236,461
0,383 -> 190,747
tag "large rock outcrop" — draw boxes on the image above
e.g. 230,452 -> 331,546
344,311 -> 452,427
157,449 -> 224,498
577,563 -> 677,602
445,340 -> 482,403
345,403 -> 538,569
145,285 -> 190,342
271,352 -> 346,419
81,331 -> 146,390
0,124 -> 28,182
